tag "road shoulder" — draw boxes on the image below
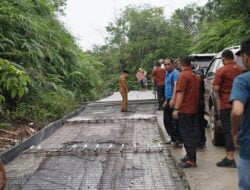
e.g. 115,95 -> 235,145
156,110 -> 238,190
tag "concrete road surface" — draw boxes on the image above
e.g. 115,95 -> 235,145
4,90 -> 186,190
100,90 -> 156,102
103,90 -> 239,190
157,110 -> 238,190
3,90 -> 238,190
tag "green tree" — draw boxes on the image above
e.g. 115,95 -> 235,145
192,0 -> 250,53
95,5 -> 193,91
0,0 -> 103,127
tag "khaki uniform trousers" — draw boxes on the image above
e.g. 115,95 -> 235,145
120,91 -> 128,111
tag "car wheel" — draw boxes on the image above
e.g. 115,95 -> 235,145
209,106 -> 224,146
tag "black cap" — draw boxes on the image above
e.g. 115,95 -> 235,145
123,69 -> 129,74
236,38 -> 250,56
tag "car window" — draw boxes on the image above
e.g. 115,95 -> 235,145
215,59 -> 223,70
195,60 -> 212,71
236,56 -> 245,68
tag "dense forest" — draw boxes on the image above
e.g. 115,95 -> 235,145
0,0 -> 249,129
0,0 -> 103,128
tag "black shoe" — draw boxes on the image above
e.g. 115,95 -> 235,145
179,160 -> 197,168
180,156 -> 189,163
216,157 -> 237,168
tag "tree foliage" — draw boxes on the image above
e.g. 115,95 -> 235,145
94,5 -> 192,90
1,0 -> 249,127
94,0 -> 250,92
0,0 -> 103,126
0,59 -> 31,100
193,0 -> 250,52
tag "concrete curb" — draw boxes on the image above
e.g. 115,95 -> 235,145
0,106 -> 86,164
156,111 -> 191,190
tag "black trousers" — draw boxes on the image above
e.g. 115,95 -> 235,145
179,113 -> 197,161
163,106 -> 182,142
220,109 -> 235,152
156,85 -> 165,109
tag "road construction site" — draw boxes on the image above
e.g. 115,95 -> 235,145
3,91 -> 188,190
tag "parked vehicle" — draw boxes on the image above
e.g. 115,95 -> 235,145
190,53 -> 216,73
204,46 -> 244,146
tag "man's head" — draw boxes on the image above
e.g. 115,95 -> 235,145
123,69 -> 129,77
180,56 -> 192,71
164,58 -> 175,71
236,38 -> 250,70
138,68 -> 142,71
221,49 -> 234,65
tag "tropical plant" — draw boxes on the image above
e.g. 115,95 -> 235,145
0,0 -> 103,127
0,59 -> 31,99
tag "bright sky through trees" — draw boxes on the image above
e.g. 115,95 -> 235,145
61,0 -> 208,50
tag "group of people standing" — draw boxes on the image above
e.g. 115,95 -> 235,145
153,57 -> 203,168
153,39 -> 250,175
119,56 -> 206,168
118,38 -> 250,189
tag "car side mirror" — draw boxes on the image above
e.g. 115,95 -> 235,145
207,72 -> 215,78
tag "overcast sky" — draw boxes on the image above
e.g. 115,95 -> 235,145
61,0 -> 208,50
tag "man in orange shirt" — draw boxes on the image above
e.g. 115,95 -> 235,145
119,70 -> 129,112
213,49 -> 243,168
173,56 -> 200,168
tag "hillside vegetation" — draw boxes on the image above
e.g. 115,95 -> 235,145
0,0 -> 103,128
0,0 -> 249,129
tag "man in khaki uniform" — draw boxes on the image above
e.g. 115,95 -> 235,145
119,70 -> 129,112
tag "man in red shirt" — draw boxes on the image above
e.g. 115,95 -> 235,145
152,61 -> 166,110
172,56 -> 200,168
213,49 -> 243,168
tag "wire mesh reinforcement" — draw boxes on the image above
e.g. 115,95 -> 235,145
4,102 -> 187,190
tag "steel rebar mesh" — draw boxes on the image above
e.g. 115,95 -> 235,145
5,102 -> 186,190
